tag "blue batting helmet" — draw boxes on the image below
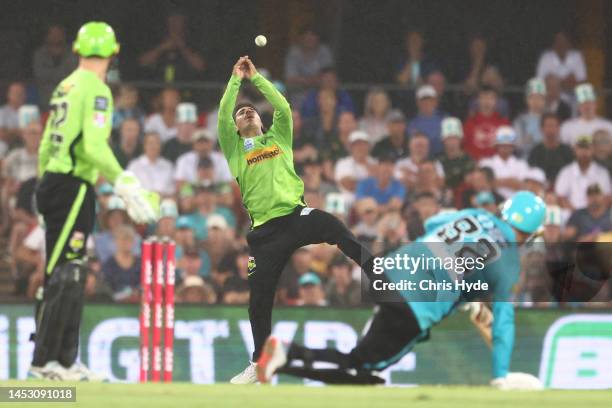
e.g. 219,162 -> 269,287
500,191 -> 546,234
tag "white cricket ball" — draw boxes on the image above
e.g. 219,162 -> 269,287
255,35 -> 267,47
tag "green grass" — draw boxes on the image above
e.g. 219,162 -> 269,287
2,381 -> 611,408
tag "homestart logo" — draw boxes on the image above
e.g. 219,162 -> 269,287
246,145 -> 281,166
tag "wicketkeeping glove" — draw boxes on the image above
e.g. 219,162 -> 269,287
114,171 -> 160,224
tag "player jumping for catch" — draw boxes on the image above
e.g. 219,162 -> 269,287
256,191 -> 546,388
30,22 -> 158,381
219,57 -> 375,384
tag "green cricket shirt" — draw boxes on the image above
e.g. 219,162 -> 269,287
218,73 -> 305,228
38,68 -> 123,185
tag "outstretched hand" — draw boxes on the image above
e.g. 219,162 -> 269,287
232,56 -> 258,80
233,56 -> 248,79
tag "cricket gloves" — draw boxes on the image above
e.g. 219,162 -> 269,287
460,302 -> 493,326
114,171 -> 160,224
490,372 -> 543,390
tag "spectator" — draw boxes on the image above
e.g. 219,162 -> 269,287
427,70 -> 454,115
96,183 -> 115,212
2,120 -> 40,196
291,109 -> 318,170
144,87 -> 180,143
279,247 -> 314,304
13,222 -> 45,296
174,216 -> 205,275
359,88 -> 392,144
514,78 -> 547,156
437,117 -> 474,190
555,135 -> 611,210
322,111 -> 357,165
460,167 -> 504,209
174,128 -> 232,189
179,245 -> 210,281
373,211 -> 407,254
395,30 -> 437,87
300,67 -> 354,118
372,109 -> 408,160
560,83 -> 612,146
112,84 -> 145,132
527,113 -> 574,184
218,248 -> 250,305
463,86 -> 510,160
407,85 -> 445,155
334,130 -> 376,199
592,129 -> 612,173
176,275 -> 216,304
395,132 -> 444,191
536,31 -> 587,97
522,167 -> 547,198
127,131 -> 175,196
301,89 -> 338,149
93,196 -> 140,263
355,153 -> 405,213
467,66 -> 510,118
544,74 -> 572,121
177,184 -> 196,214
32,24 -> 77,110
296,272 -> 327,306
162,102 -> 197,162
479,126 -> 529,199
301,157 -> 338,199
138,12 -> 206,82
0,81 -> 26,150
409,160 -> 446,202
352,197 -> 380,246
184,186 -> 236,241
284,27 -> 334,89
563,184 -> 611,242
112,118 -> 142,168
101,225 -> 141,302
154,198 -> 178,238
325,257 -> 360,307
474,191 -> 498,214
202,214 -> 234,274
462,34 -> 499,98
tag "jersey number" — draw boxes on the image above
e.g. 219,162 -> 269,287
50,102 -> 68,128
436,216 -> 500,267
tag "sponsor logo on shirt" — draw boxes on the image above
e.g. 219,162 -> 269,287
94,96 -> 109,111
94,112 -> 107,128
245,145 -> 282,166
244,138 -> 255,152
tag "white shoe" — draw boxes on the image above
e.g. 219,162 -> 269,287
27,361 -> 68,381
66,362 -> 108,382
230,361 -> 258,384
256,337 -> 287,384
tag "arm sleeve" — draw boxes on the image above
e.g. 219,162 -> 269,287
250,73 -> 292,146
82,89 -> 123,183
491,302 -> 515,379
217,75 -> 242,159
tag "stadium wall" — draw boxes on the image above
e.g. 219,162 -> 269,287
1,304 -> 611,388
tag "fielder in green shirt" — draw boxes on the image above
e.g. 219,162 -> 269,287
31,22 -> 158,381
220,57 -> 374,384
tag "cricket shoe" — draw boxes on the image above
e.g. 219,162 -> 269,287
27,361 -> 69,381
256,336 -> 287,384
66,362 -> 108,382
230,361 -> 258,384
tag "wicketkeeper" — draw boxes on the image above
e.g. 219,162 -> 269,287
29,22 -> 159,381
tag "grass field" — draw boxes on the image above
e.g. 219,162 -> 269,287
2,381 -> 612,408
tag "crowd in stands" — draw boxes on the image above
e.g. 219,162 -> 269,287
2,17 -> 611,307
